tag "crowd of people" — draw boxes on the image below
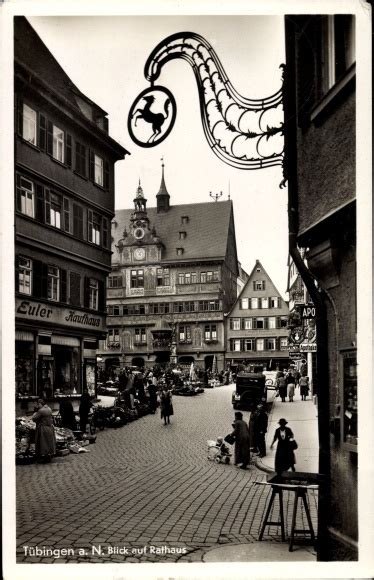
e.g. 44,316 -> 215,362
275,368 -> 310,403
224,407 -> 297,475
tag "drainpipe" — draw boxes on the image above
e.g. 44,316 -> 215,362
284,16 -> 330,561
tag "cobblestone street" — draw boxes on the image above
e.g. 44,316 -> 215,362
16,385 -> 317,564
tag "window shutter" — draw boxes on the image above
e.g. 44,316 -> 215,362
104,160 -> 110,189
277,317 -> 281,329
60,268 -> 67,303
44,188 -> 51,224
264,318 -> 269,329
63,197 -> 70,232
84,276 -> 90,308
69,272 -> 81,306
229,319 -> 233,330
253,281 -> 256,290
32,260 -> 43,298
241,318 -> 245,330
87,209 -> 93,242
263,280 -> 266,290
17,99 -> 23,136
15,254 -> 20,292
248,298 -> 251,309
39,114 -> 46,150
98,280 -> 105,312
47,121 -> 53,155
35,183 -> 44,223
278,298 -> 281,308
89,150 -> 95,181
81,144 -> 87,177
66,133 -> 72,167
239,299 -> 242,310
15,174 -> 21,212
73,203 -> 83,239
41,263 -> 49,299
258,298 -> 262,309
102,217 -> 108,248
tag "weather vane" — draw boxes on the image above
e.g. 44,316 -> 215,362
128,32 -> 285,182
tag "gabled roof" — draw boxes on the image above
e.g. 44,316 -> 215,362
113,200 -> 234,263
227,259 -> 288,316
14,17 -> 130,158
15,17 -> 105,116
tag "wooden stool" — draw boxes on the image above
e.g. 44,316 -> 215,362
288,487 -> 315,552
258,486 -> 286,542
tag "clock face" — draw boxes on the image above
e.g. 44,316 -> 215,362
134,247 -> 145,260
134,227 -> 145,240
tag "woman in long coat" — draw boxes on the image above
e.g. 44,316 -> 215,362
231,411 -> 250,469
160,387 -> 173,425
270,418 -> 296,474
32,399 -> 56,462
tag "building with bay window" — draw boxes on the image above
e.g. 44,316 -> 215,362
226,260 -> 289,371
14,17 -> 128,412
98,162 -> 239,372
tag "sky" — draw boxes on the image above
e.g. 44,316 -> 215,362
29,15 -> 288,297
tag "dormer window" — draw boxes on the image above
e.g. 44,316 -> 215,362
181,216 -> 189,225
176,248 -> 184,256
179,231 -> 186,240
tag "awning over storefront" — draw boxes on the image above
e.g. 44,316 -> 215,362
15,330 -> 34,341
51,335 -> 80,347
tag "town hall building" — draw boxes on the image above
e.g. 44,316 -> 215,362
98,163 -> 239,372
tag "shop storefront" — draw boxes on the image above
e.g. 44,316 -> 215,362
16,297 -> 105,413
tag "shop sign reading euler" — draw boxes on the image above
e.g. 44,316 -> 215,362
16,298 -> 103,329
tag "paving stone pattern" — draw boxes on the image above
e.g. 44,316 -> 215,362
16,385 -> 318,564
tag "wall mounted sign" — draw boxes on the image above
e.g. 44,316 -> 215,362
16,298 -> 105,332
128,86 -> 177,147
128,32 -> 285,181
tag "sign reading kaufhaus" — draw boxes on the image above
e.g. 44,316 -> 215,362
16,298 -> 105,331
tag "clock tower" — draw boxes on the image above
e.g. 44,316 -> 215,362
130,179 -> 150,240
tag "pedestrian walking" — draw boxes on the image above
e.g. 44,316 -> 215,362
160,386 -> 173,425
147,379 -> 158,414
32,399 -> 56,463
270,418 -> 296,475
286,370 -> 296,402
253,403 -> 268,457
277,372 -> 287,402
230,411 -> 250,469
79,388 -> 92,433
299,375 -> 310,400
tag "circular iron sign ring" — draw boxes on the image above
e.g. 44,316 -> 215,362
128,85 -> 177,148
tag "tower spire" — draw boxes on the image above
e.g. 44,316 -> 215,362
156,157 -> 170,213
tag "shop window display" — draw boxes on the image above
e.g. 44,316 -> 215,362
341,349 -> 357,447
53,345 -> 80,395
16,341 -> 34,395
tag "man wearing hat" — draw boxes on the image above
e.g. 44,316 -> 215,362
270,418 -> 296,474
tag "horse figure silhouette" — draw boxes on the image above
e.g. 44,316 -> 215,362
133,95 -> 171,143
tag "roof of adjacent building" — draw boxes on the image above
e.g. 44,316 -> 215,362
227,259 -> 289,316
113,200 -> 235,263
14,17 -> 130,157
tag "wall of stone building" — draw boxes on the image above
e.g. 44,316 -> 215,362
296,93 -> 355,234
308,231 -> 357,558
325,239 -> 357,555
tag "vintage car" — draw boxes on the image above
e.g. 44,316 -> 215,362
232,372 -> 267,409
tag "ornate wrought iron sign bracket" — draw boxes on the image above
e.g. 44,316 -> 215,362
128,32 -> 285,181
